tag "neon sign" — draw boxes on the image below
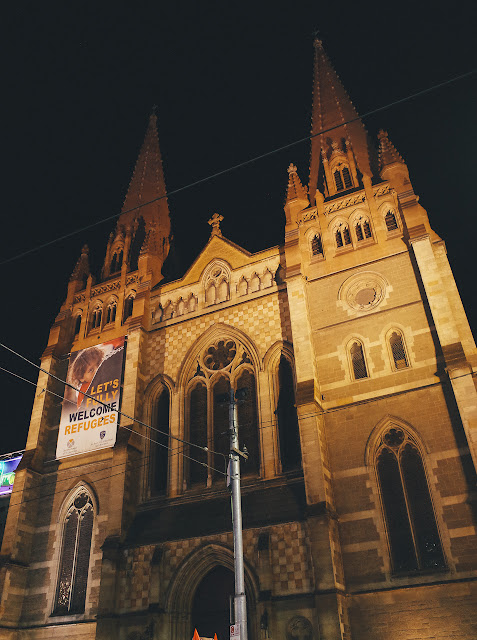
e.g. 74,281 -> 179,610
0,456 -> 22,495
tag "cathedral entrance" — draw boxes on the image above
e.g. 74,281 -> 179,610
191,566 -> 234,640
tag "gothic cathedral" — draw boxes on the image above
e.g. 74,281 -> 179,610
1,39 -> 476,640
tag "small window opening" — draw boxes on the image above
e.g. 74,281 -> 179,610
91,308 -> 102,330
385,211 -> 399,231
390,332 -> 408,369
334,170 -> 344,191
74,315 -> 82,336
123,296 -> 134,321
356,224 -> 364,241
311,234 -> 323,256
351,342 -> 368,379
342,166 -> 352,189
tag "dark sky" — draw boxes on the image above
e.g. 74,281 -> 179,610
1,2 -> 476,454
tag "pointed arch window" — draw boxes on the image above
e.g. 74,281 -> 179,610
152,387 -> 170,494
123,295 -> 134,322
91,306 -> 102,330
389,331 -> 409,370
350,341 -> 368,379
355,218 -> 373,242
74,314 -> 82,336
236,369 -> 260,474
385,210 -> 399,231
54,489 -> 94,615
276,356 -> 301,472
311,234 -> 323,256
335,225 -> 351,249
105,300 -> 117,324
334,164 -> 353,192
376,428 -> 445,573
189,382 -> 208,485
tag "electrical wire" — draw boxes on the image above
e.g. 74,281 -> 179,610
0,68 -> 475,268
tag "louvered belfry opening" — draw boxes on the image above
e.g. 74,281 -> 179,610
311,234 -> 323,256
54,492 -> 94,615
385,211 -> 398,231
351,342 -> 367,379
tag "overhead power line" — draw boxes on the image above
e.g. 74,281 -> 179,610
0,67 -> 475,268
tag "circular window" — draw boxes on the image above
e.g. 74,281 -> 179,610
339,271 -> 388,312
204,340 -> 236,370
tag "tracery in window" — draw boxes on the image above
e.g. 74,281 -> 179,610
276,356 -> 301,472
376,427 -> 445,573
334,163 -> 353,191
54,489 -> 94,615
187,338 -> 260,488
91,305 -> 102,330
385,210 -> 398,231
350,341 -> 368,379
105,299 -> 117,324
311,234 -> 323,256
355,217 -> 373,242
389,331 -> 409,370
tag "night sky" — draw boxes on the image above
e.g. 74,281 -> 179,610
1,3 -> 476,454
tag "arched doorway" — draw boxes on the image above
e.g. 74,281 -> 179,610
191,566 -> 234,640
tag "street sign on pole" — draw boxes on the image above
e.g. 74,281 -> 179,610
230,623 -> 240,640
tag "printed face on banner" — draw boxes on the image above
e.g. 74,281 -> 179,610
56,337 -> 125,459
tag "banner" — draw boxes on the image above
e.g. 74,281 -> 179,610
56,336 -> 125,459
0,455 -> 22,495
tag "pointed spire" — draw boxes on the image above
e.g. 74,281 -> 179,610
119,111 -> 171,259
286,163 -> 308,204
70,244 -> 90,282
378,129 -> 405,169
309,38 -> 372,201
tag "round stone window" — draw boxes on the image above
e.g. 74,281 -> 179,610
339,271 -> 388,312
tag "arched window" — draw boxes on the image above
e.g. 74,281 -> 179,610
153,387 -> 170,494
235,369 -> 260,474
74,314 -> 82,336
189,383 -> 208,485
376,427 -> 445,573
91,306 -> 102,330
311,234 -> 323,256
355,218 -> 373,242
123,295 -> 134,321
335,225 -> 351,248
276,356 -> 301,472
385,211 -> 398,231
110,253 -> 117,273
105,300 -> 117,324
334,164 -> 353,191
54,489 -> 94,615
389,331 -> 409,370
350,341 -> 368,379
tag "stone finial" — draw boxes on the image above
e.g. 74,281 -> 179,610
378,129 -> 405,168
70,244 -> 90,282
285,163 -> 309,205
208,213 -> 224,237
288,163 -> 298,174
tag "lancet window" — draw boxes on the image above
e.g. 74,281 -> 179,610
110,249 -> 123,273
355,217 -> 373,242
187,339 -> 260,487
350,341 -> 368,379
204,265 -> 230,307
311,234 -> 323,256
123,295 -> 134,321
389,331 -> 409,370
276,356 -> 301,472
74,314 -> 82,336
334,164 -> 353,191
152,386 -> 170,494
385,210 -> 399,232
54,488 -> 94,615
376,427 -> 445,573
105,299 -> 117,324
91,305 -> 102,330
335,224 -> 351,248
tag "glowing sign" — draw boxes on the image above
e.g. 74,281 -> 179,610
0,456 -> 22,495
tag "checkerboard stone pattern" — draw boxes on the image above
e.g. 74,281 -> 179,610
144,291 -> 292,382
119,545 -> 155,612
270,522 -> 313,595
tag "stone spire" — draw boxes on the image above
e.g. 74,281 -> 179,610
378,129 -> 410,185
119,111 -> 171,264
286,163 -> 309,205
70,244 -> 90,282
309,38 -> 372,202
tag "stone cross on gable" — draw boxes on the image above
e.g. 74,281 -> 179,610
208,213 -> 224,237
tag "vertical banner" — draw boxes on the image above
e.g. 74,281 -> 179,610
56,336 -> 125,459
0,455 -> 22,495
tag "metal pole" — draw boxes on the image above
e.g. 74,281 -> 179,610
229,388 -> 248,640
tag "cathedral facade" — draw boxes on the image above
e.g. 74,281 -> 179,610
1,40 -> 476,640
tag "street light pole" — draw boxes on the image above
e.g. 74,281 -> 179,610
229,388 -> 248,640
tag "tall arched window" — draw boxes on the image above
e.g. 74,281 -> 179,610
54,488 -> 94,615
123,295 -> 134,322
389,331 -> 409,370
105,300 -> 117,324
336,225 -> 351,248
311,234 -> 323,256
276,356 -> 301,472
74,314 -> 82,336
189,383 -> 208,485
153,387 -> 170,493
350,341 -> 368,379
236,369 -> 260,474
376,427 -> 445,573
213,377 -> 231,474
91,306 -> 102,330
355,218 -> 373,242
334,164 -> 353,191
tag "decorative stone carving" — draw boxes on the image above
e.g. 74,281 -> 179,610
286,616 -> 313,640
339,271 -> 388,312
